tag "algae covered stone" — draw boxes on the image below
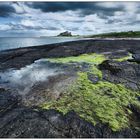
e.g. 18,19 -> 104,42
42,53 -> 140,132
47,53 -> 106,65
41,71 -> 140,131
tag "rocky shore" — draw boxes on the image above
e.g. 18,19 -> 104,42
0,39 -> 140,138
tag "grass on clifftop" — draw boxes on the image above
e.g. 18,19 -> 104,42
86,31 -> 140,38
42,53 -> 140,131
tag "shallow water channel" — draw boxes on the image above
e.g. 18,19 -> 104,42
0,59 -> 62,95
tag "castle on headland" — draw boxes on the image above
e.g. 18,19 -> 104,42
57,31 -> 72,37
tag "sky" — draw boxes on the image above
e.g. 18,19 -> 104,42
0,2 -> 140,37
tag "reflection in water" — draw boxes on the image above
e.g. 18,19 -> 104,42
0,59 -> 62,94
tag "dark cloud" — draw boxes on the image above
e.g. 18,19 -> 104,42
27,2 -> 124,16
0,2 -> 26,17
0,2 -> 131,18
27,2 -> 90,12
0,4 -> 15,17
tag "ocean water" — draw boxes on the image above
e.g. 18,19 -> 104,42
0,37 -> 80,51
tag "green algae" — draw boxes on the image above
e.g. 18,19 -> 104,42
47,53 -> 106,65
114,53 -> 132,62
89,65 -> 102,79
41,53 -> 140,131
41,71 -> 140,131
47,53 -> 104,79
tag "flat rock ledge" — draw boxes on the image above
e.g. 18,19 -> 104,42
0,91 -> 139,138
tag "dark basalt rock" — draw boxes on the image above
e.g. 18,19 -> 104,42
0,91 -> 139,138
0,106 -> 139,138
87,73 -> 100,84
99,60 -> 122,74
130,104 -> 140,118
1,39 -> 140,71
138,97 -> 140,101
108,50 -> 129,59
131,53 -> 140,63
99,60 -> 140,90
0,88 -> 20,116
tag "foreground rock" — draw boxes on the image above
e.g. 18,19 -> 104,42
0,88 -> 20,116
0,91 -> 139,138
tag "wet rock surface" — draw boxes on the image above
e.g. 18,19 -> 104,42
0,39 -> 140,138
131,53 -> 140,63
87,73 -> 100,84
22,74 -> 77,107
0,92 -> 139,138
0,88 -> 20,116
0,39 -> 140,71
99,60 -> 140,90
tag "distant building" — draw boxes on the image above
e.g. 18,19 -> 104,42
57,31 -> 72,36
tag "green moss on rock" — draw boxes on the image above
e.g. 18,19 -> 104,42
41,71 -> 140,131
89,65 -> 102,79
47,53 -> 106,65
114,53 -> 132,62
41,53 -> 140,131
47,53 -> 104,79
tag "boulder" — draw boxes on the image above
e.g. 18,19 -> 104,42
99,60 -> 140,90
131,54 -> 140,63
99,60 -> 122,74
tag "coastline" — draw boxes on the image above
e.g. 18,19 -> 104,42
0,39 -> 140,138
0,38 -> 140,71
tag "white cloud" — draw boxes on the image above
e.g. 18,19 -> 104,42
21,19 -> 35,27
12,2 -> 25,14
1,2 -> 140,36
0,24 -> 11,30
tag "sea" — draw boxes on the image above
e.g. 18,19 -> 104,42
0,37 -> 81,51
